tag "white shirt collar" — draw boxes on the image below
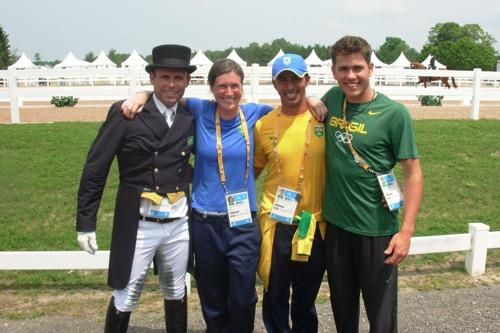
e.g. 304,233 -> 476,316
152,94 -> 177,126
152,94 -> 178,115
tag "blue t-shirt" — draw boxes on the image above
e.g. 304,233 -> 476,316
186,98 -> 273,212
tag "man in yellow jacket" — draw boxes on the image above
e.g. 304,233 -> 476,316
254,54 -> 326,333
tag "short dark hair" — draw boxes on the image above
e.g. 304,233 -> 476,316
330,36 -> 372,65
207,59 -> 244,87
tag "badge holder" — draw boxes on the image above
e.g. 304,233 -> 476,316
139,192 -> 187,218
225,190 -> 253,227
376,170 -> 404,211
140,197 -> 172,218
270,186 -> 301,224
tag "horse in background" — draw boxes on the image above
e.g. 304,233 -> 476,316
410,62 -> 457,89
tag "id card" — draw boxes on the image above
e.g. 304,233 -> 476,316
376,171 -> 404,211
144,198 -> 171,218
139,192 -> 188,219
270,186 -> 301,224
225,190 -> 253,227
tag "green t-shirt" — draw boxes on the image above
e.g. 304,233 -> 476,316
322,86 -> 419,236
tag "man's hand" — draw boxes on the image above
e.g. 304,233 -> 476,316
77,231 -> 98,255
306,97 -> 328,122
121,91 -> 149,119
383,230 -> 412,265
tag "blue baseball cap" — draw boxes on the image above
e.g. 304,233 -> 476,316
272,54 -> 308,80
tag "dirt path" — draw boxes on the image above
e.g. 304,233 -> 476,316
1,283 -> 499,332
1,100 -> 500,123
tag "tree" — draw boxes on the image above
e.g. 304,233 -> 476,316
33,53 -> 43,66
204,38 -> 331,66
0,25 -> 11,69
422,22 -> 497,70
312,43 -> 330,61
31,52 -> 59,68
462,24 -> 496,45
84,51 -> 96,62
107,49 -> 130,67
9,48 -> 18,65
376,37 -> 420,64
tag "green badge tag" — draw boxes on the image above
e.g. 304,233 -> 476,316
187,136 -> 194,146
238,125 -> 244,134
314,124 -> 324,137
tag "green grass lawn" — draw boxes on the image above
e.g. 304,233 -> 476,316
0,120 -> 499,284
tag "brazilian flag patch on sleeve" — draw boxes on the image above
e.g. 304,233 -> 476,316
187,136 -> 194,146
314,124 -> 324,137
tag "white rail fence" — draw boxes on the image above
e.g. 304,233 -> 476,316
1,66 -> 500,123
1,223 -> 499,278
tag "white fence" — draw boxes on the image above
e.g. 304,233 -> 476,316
2,66 -> 500,123
1,223 -> 499,277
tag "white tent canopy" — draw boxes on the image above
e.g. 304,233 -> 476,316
191,49 -> 213,67
121,50 -> 148,68
371,51 -> 387,68
8,53 -> 39,69
267,49 -> 285,66
304,49 -> 323,66
54,51 -> 90,69
89,50 -> 116,68
226,49 -> 247,66
422,54 -> 447,69
387,52 -> 411,68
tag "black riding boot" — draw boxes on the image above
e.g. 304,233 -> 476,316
104,297 -> 131,333
164,293 -> 187,333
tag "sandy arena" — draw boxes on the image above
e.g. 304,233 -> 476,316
1,100 -> 500,123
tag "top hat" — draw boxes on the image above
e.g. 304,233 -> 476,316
145,44 -> 197,74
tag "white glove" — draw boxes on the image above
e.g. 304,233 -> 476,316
77,231 -> 98,255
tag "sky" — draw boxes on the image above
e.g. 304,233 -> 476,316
2,0 -> 499,61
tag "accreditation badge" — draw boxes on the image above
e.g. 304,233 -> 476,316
140,197 -> 172,218
225,190 -> 253,227
270,186 -> 301,224
376,170 -> 404,211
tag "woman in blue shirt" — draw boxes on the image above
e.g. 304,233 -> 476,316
187,59 -> 267,333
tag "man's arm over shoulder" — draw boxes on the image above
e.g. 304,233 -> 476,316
253,118 -> 268,179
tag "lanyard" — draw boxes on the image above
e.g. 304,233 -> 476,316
273,109 -> 313,192
341,92 -> 376,174
215,107 -> 251,193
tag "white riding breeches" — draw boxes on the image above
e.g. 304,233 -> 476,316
113,217 -> 189,312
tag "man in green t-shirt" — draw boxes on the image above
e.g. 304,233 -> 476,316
322,36 -> 423,332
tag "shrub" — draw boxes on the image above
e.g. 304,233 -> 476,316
50,96 -> 79,107
418,95 -> 444,106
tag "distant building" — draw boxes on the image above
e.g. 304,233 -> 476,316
497,60 -> 500,72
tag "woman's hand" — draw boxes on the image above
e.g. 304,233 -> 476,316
121,91 -> 150,119
306,97 -> 328,122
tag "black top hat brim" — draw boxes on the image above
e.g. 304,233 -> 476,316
145,63 -> 197,74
